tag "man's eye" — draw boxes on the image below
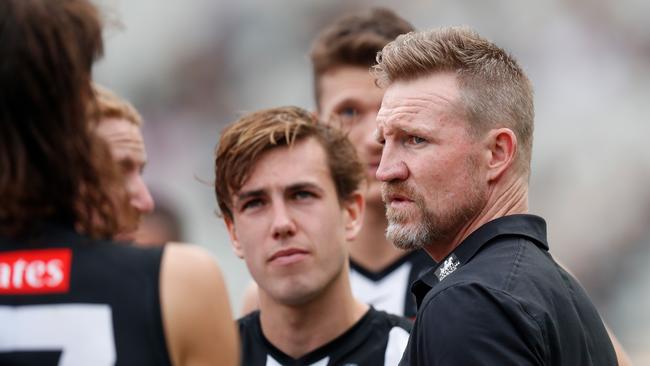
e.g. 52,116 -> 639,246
293,191 -> 316,200
339,107 -> 357,117
119,160 -> 136,174
336,107 -> 359,125
407,136 -> 426,145
241,199 -> 264,211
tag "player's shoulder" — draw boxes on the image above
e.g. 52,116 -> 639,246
161,242 -> 223,280
159,242 -> 228,320
418,280 -> 539,336
363,308 -> 411,365
160,243 -> 238,366
237,310 -> 261,330
366,307 -> 413,333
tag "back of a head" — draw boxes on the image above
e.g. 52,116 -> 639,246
374,26 -> 535,176
310,7 -> 415,105
214,106 -> 365,222
0,0 -> 122,238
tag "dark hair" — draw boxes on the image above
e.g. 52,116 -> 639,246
309,7 -> 414,106
215,106 -> 365,221
0,0 -> 125,238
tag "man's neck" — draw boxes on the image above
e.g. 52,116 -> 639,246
426,177 -> 529,262
348,200 -> 408,272
258,267 -> 369,359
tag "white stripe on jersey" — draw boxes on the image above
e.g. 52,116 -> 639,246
383,326 -> 410,366
0,304 -> 116,366
350,262 -> 412,316
266,354 -> 329,366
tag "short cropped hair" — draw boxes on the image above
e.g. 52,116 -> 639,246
310,7 -> 414,106
215,106 -> 365,221
373,26 -> 535,175
89,83 -> 143,128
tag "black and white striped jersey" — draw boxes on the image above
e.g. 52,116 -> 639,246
0,224 -> 171,366
349,250 -> 433,319
238,307 -> 411,366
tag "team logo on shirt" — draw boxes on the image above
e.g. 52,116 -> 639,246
0,249 -> 72,294
434,254 -> 460,281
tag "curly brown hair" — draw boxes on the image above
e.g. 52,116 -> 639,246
0,0 -> 125,239
214,106 -> 365,222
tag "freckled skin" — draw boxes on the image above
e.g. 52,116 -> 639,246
94,118 -> 154,239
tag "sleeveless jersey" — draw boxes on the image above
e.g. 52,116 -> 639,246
238,307 -> 411,366
0,224 -> 172,366
349,249 -> 433,318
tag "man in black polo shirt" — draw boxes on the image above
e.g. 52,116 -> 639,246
215,106 -> 411,365
373,26 -> 618,365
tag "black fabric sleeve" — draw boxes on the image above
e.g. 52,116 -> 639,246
404,283 -> 547,366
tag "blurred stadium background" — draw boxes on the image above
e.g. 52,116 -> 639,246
93,0 -> 650,362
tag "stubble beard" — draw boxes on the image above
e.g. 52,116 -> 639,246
383,173 -> 486,251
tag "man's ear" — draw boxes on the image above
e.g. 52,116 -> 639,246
484,128 -> 517,182
342,190 -> 365,241
224,217 -> 245,259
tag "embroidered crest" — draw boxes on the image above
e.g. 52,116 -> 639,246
434,254 -> 460,281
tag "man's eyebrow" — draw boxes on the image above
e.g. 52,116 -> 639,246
380,121 -> 429,136
287,182 -> 323,193
332,96 -> 360,106
236,189 -> 265,202
118,156 -> 147,170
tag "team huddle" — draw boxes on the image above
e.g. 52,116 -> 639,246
0,1 -> 628,365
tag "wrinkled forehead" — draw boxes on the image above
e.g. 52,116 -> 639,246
377,73 -> 461,132
95,117 -> 146,161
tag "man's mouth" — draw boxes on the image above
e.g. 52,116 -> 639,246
268,248 -> 310,266
386,194 -> 415,209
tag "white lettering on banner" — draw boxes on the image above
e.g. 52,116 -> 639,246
0,249 -> 70,294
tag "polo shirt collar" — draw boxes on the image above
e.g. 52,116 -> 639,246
411,214 -> 548,307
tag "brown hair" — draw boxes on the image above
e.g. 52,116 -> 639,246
373,26 -> 535,175
0,0 -> 125,238
89,83 -> 143,128
310,7 -> 414,106
215,106 -> 365,221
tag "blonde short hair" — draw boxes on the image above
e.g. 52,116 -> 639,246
374,26 -> 534,175
89,83 -> 142,127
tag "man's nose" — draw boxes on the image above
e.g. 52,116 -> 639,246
271,201 -> 296,240
376,142 -> 409,183
129,176 -> 155,214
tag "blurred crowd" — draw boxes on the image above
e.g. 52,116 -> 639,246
93,0 -> 650,363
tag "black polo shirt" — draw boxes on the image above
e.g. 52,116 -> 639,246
400,214 -> 617,366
